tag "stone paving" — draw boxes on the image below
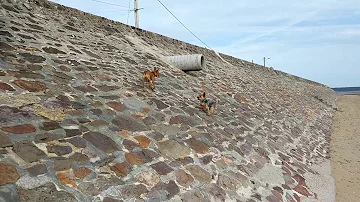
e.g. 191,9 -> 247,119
0,0 -> 338,201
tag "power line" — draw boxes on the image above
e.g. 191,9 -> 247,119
89,0 -> 129,8
156,0 -> 212,50
127,0 -> 131,24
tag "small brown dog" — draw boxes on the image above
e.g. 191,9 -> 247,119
142,67 -> 159,90
196,91 -> 216,116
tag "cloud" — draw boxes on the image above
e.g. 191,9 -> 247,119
53,0 -> 360,87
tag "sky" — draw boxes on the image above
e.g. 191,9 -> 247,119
50,0 -> 360,88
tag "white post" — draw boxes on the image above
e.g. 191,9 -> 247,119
134,0 -> 139,28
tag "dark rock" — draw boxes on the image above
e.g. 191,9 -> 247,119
13,141 -> 46,163
147,132 -> 164,141
135,149 -> 160,163
77,176 -> 124,196
151,180 -> 179,199
240,143 -> 253,156
93,155 -> 115,167
217,174 -> 239,191
200,155 -> 213,165
181,189 -> 210,202
123,139 -> 138,151
0,82 -> 15,91
1,124 -> 36,134
186,165 -> 212,183
70,152 -> 89,162
206,184 -> 227,201
142,116 -> 156,125
111,115 -> 149,132
110,162 -> 131,177
0,106 -> 38,126
47,145 -> 72,156
119,184 -> 148,199
42,47 -> 66,54
185,138 -> 209,154
95,85 -> 119,92
88,120 -> 108,127
0,41 -> 15,51
90,109 -> 102,116
40,121 -> 61,131
12,79 -> 47,92
83,131 -> 121,153
150,161 -> 174,175
64,137 -> 87,148
0,163 -> 20,186
26,164 -> 47,177
151,99 -> 169,110
17,183 -> 77,202
53,158 -> 72,171
73,167 -> 91,179
19,53 -> 46,63
0,132 -> 13,148
74,85 -> 98,92
35,132 -> 65,143
107,101 -> 126,111
175,169 -> 194,188
103,197 -> 123,202
65,129 -> 82,137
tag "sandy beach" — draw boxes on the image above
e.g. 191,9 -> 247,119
330,95 -> 360,202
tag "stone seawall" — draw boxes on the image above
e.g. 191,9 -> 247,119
0,0 -> 337,201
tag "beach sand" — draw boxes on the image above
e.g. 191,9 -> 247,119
330,95 -> 360,202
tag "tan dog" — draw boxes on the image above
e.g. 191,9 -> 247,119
142,67 -> 159,91
196,91 -> 216,116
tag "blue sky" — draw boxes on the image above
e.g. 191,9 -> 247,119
51,0 -> 360,88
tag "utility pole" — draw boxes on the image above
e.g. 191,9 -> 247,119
264,57 -> 270,67
263,57 -> 265,67
134,0 -> 139,28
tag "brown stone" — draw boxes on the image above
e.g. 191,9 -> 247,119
118,130 -> 132,138
142,108 -> 151,114
57,172 -> 77,187
13,79 -> 47,92
185,165 -> 212,183
125,152 -> 144,165
156,140 -> 191,160
132,112 -> 145,119
135,170 -> 160,186
185,138 -> 209,154
110,162 -> 130,177
134,135 -> 151,148
73,167 -> 91,179
83,131 -> 121,153
175,169 -> 194,187
0,82 -> 15,91
40,121 -> 61,131
106,101 -> 126,111
150,161 -> 174,175
0,132 -> 13,148
2,124 -> 36,134
0,163 -> 20,185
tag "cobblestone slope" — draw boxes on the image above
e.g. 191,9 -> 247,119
0,0 -> 338,201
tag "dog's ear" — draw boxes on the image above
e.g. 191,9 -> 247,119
153,67 -> 157,71
202,92 -> 206,97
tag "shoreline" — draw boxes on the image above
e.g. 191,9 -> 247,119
330,95 -> 360,202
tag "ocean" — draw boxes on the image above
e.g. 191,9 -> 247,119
332,87 -> 360,95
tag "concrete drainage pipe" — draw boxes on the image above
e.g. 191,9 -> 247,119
162,54 -> 205,71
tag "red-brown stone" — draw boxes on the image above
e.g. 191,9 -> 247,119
13,79 -> 47,92
134,135 -> 151,148
110,162 -> 130,177
73,167 -> 91,179
125,152 -> 144,165
0,82 -> 15,91
0,163 -> 20,185
2,124 -> 36,134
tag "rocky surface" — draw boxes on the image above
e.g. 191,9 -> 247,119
0,0 -> 338,201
